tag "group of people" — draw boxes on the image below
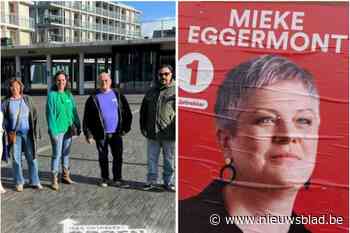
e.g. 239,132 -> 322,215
1,64 -> 175,193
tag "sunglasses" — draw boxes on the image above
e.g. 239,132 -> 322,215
159,72 -> 171,77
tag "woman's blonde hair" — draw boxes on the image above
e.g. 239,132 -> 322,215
215,55 -> 320,135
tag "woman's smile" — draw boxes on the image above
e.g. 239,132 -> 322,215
269,152 -> 301,166
226,80 -> 320,187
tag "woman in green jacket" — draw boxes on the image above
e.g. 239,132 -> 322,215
46,71 -> 81,191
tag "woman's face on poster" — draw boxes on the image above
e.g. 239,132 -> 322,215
226,80 -> 320,188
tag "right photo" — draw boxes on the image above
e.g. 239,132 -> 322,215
178,2 -> 349,233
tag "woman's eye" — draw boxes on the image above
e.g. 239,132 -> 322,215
255,117 -> 276,125
296,118 -> 312,126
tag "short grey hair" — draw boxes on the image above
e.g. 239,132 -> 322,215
99,72 -> 111,79
215,55 -> 319,135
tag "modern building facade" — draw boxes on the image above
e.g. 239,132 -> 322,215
141,18 -> 175,39
1,1 -> 142,46
153,27 -> 175,38
0,0 -> 35,46
34,1 -> 142,43
1,38 -> 175,94
1,2 -> 174,95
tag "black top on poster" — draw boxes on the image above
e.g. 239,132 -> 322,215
179,180 -> 311,233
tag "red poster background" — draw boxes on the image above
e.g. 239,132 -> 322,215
179,2 -> 349,233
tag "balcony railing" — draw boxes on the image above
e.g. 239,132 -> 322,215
48,33 -> 64,42
46,2 -> 140,23
9,15 -> 17,25
118,28 -> 126,35
38,15 -> 63,25
73,19 -> 81,27
0,14 -> 35,29
72,2 -> 81,10
132,15 -> 140,24
96,7 -> 102,15
73,36 -> 80,43
36,15 -> 141,37
50,1 -> 64,7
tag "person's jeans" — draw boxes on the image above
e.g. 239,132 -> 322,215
96,134 -> 123,181
49,132 -> 72,176
12,132 -> 41,186
147,139 -> 175,186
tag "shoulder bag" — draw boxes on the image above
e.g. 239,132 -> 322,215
8,101 -> 22,145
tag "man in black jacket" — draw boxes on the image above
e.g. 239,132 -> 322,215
83,72 -> 132,187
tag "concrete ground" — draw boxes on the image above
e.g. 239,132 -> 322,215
1,94 -> 175,233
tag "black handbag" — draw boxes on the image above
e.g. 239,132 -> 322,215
67,123 -> 80,137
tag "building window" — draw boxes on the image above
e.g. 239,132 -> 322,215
74,30 -> 79,42
9,2 -> 15,14
9,30 -> 17,43
38,29 -> 45,43
74,13 -> 80,27
49,28 -> 62,42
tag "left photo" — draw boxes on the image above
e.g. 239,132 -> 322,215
0,1 -> 175,233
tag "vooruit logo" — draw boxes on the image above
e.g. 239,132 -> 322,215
59,218 -> 78,233
59,218 -> 148,233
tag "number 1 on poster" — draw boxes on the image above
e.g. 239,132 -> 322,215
187,60 -> 199,85
179,52 -> 214,93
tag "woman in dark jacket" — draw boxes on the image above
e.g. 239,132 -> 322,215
180,55 -> 320,233
2,79 -> 42,192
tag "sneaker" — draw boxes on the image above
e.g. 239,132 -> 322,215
0,183 -> 6,194
143,183 -> 163,192
99,179 -> 109,188
0,188 -> 6,194
15,184 -> 24,192
32,184 -> 43,190
113,180 -> 130,188
163,184 -> 175,192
